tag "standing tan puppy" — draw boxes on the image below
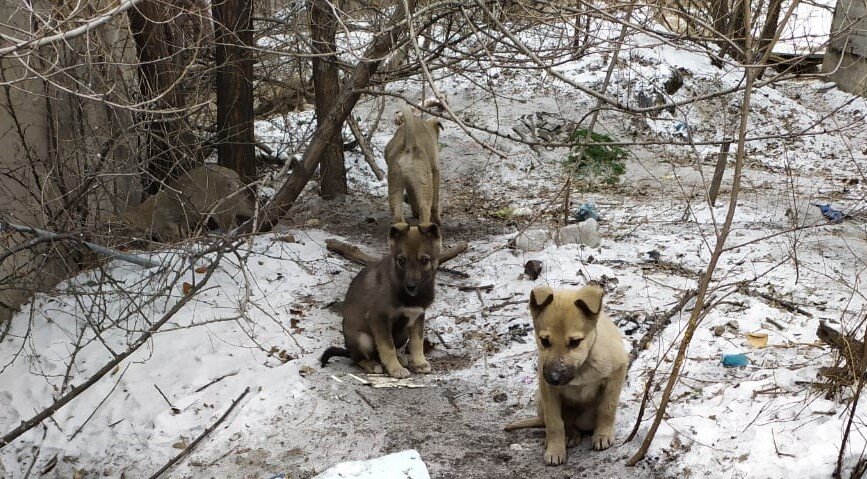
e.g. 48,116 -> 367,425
505,285 -> 628,466
384,105 -> 443,225
320,223 -> 442,378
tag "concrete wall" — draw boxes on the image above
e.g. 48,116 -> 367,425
824,0 -> 867,95
0,1 -> 141,323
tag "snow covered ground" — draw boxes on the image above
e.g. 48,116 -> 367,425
2,4 -> 867,479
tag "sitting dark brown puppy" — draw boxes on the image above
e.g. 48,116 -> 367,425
320,223 -> 442,378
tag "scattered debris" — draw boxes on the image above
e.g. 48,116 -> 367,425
557,218 -> 600,247
347,373 -> 427,389
524,260 -> 543,280
746,332 -> 769,349
572,202 -> 599,222
646,250 -> 661,262
816,321 -> 866,387
511,229 -> 551,251
812,203 -> 845,223
721,354 -> 749,368
275,234 -> 297,243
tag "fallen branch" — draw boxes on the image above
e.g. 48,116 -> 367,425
194,371 -> 240,394
739,284 -> 813,317
629,289 -> 698,367
437,266 -> 470,278
347,116 -> 385,181
325,238 -> 379,265
624,369 -> 655,443
0,244 -> 228,448
1,221 -> 160,269
68,365 -> 130,441
325,238 -> 468,267
147,387 -> 250,479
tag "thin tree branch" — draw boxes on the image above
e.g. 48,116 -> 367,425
147,386 -> 250,479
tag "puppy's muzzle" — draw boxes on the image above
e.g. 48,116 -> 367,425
543,361 -> 575,386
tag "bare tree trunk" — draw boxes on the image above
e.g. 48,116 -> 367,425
756,0 -> 782,78
212,0 -> 256,184
128,1 -> 199,194
571,0 -> 587,59
727,0 -> 748,60
310,0 -> 347,199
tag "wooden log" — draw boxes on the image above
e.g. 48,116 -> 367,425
325,238 -> 468,268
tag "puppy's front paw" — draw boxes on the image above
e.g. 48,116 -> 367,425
592,433 -> 614,450
358,359 -> 384,374
544,446 -> 566,466
410,358 -> 432,373
387,365 -> 411,379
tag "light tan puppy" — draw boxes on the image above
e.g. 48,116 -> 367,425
384,104 -> 443,225
505,285 -> 628,466
109,165 -> 255,242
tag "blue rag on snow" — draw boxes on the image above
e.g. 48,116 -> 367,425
721,354 -> 749,368
812,203 -> 845,224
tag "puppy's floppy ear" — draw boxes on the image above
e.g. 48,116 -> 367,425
388,222 -> 410,244
429,119 -> 443,134
417,222 -> 440,240
529,286 -> 554,317
574,284 -> 604,317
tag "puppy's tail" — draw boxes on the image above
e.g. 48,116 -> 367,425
320,346 -> 350,367
503,416 -> 545,431
400,104 -> 417,152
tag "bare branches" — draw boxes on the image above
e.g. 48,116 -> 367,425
1,221 -> 160,269
252,0 -> 419,228
0,1 -> 145,57
0,243 -> 228,448
147,386 -> 250,479
628,2 -> 758,463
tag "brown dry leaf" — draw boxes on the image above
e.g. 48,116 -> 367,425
195,265 -> 209,274
746,332 -> 768,348
182,282 -> 193,295
299,366 -> 315,377
276,234 -> 297,243
172,440 -> 188,449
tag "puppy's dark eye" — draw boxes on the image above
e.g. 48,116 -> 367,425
568,338 -> 582,349
396,256 -> 407,267
540,337 -> 551,348
419,256 -> 430,266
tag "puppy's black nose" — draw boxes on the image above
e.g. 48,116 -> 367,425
405,282 -> 418,296
544,369 -> 572,386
